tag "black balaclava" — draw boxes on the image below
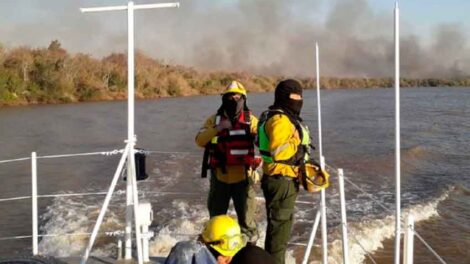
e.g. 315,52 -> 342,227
272,79 -> 303,118
221,93 -> 246,120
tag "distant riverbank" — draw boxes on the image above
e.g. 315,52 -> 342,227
1,40 -> 469,107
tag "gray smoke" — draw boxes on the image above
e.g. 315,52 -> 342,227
0,0 -> 468,78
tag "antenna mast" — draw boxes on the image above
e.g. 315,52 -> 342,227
80,2 -> 179,264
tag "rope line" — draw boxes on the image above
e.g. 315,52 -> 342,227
0,149 -> 200,165
0,157 -> 30,164
342,176 -> 394,214
0,196 -> 31,202
413,231 -> 447,264
0,192 -> 110,203
0,232 -> 106,241
38,192 -> 108,198
328,209 -> 379,264
350,233 -> 379,264
38,149 -> 124,159
0,235 -> 33,241
0,149 -> 125,165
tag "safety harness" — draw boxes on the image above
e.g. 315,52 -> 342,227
201,111 -> 255,176
257,109 -> 311,166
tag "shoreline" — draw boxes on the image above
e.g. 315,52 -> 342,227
0,86 -> 470,109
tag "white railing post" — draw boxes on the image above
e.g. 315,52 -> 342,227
31,152 -> 38,255
302,210 -> 322,264
337,169 -> 350,264
117,239 -> 123,260
315,42 -> 328,264
394,3 -> 402,264
403,214 -> 414,264
138,202 -> 153,262
125,1 -> 136,259
320,156 -> 328,264
129,139 -> 144,264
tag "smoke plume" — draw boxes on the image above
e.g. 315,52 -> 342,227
0,0 -> 468,78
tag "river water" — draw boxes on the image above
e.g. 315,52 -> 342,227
0,87 -> 468,263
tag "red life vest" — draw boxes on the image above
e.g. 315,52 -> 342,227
209,111 -> 255,169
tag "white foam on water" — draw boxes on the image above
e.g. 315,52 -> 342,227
146,198 -> 297,262
285,250 -> 297,264
38,187 -> 448,263
149,200 -> 209,257
39,195 -> 123,257
320,190 -> 450,264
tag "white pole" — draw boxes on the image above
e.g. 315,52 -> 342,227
403,214 -> 414,264
117,239 -> 123,260
337,169 -> 350,264
301,210 -> 322,264
394,2 -> 401,264
127,0 -> 135,150
80,3 -> 179,13
129,139 -> 144,264
315,43 -> 323,158
134,3 -> 180,10
316,42 -> 328,264
81,144 -> 130,264
320,167 -> 327,264
80,2 -> 179,261
31,152 -> 38,255
142,225 -> 150,262
125,1 -> 136,260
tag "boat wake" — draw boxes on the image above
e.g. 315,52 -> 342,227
324,189 -> 450,264
37,175 -> 452,264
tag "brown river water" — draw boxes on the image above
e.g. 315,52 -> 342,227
0,87 -> 468,263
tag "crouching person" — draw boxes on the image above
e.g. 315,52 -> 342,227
165,215 -> 247,264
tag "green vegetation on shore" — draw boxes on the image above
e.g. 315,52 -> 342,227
1,40 -> 469,106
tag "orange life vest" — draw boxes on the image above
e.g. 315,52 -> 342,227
209,111 -> 255,170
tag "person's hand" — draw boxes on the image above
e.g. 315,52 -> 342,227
293,129 -> 300,139
216,119 -> 232,131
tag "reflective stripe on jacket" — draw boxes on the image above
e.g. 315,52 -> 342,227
208,111 -> 255,169
258,109 -> 310,178
196,113 -> 258,184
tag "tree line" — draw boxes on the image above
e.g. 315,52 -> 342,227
1,40 -> 469,106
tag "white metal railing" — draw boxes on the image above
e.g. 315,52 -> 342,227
0,148 -> 124,256
32,152 -> 38,254
326,163 -> 448,264
0,151 -> 450,263
337,168 -> 350,264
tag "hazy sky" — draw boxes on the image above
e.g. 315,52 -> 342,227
1,0 -> 470,78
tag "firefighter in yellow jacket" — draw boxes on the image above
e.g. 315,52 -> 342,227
258,79 -> 327,264
196,81 -> 258,243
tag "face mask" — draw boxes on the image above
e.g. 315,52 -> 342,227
274,97 -> 303,117
223,97 -> 245,119
286,99 -> 303,116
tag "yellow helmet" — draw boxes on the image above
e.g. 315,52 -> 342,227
224,80 -> 247,96
302,164 -> 330,193
201,215 -> 247,257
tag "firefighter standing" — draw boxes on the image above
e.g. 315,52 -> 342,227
257,79 -> 326,264
196,81 -> 258,243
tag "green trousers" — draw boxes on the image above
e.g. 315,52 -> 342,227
261,176 -> 299,264
207,174 -> 258,241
